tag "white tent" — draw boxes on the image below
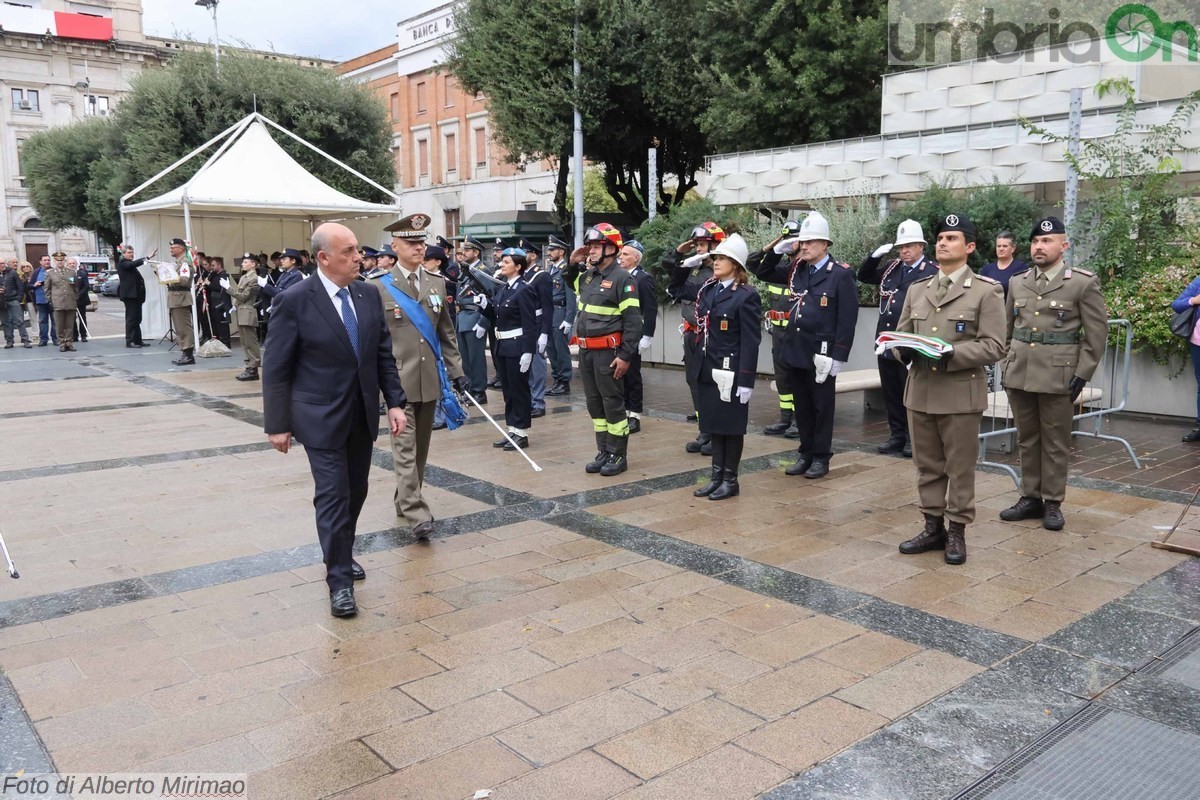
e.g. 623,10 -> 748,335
120,112 -> 400,342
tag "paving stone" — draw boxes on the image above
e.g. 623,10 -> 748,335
833,650 -> 984,720
401,648 -> 557,709
531,616 -> 655,665
613,744 -> 790,800
279,652 -> 442,713
720,657 -> 862,720
247,740 -> 391,800
335,738 -> 532,800
627,650 -> 771,711
813,631 -> 924,676
490,750 -> 641,800
507,650 -> 657,712
731,615 -> 866,667
596,711 -> 732,779
736,697 -> 888,770
498,689 -> 664,766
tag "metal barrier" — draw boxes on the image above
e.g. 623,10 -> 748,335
978,319 -> 1141,487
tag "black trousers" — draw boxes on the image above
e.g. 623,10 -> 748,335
789,365 -> 837,460
305,405 -> 373,592
123,299 -> 144,345
682,334 -> 702,416
497,352 -> 532,430
771,328 -> 795,415
197,298 -> 212,342
622,353 -> 644,413
878,354 -> 910,439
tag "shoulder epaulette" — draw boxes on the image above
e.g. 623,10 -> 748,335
976,274 -> 1000,285
1072,267 -> 1095,277
913,273 -> 937,284
420,268 -> 445,280
838,261 -> 853,269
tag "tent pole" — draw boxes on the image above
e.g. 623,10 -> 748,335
256,114 -> 400,204
183,199 -> 202,353
121,113 -> 257,206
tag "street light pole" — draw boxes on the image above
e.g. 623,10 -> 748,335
195,0 -> 220,77
572,0 -> 584,248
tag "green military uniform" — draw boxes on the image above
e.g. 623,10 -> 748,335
573,239 -> 642,476
230,269 -> 262,372
167,255 -> 195,352
44,261 -> 77,349
1002,221 -> 1107,523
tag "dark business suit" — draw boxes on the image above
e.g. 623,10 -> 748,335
262,276 -> 406,591
117,256 -> 147,346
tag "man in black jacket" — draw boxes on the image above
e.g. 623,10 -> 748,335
1,258 -> 31,348
117,245 -> 155,347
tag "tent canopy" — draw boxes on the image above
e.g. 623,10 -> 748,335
122,116 -> 398,219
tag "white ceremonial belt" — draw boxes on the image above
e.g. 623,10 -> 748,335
497,328 -> 523,340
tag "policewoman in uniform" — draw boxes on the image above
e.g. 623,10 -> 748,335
483,247 -> 537,449
750,212 -> 858,479
665,222 -> 723,455
231,253 -> 263,381
999,215 -> 1107,531
753,219 -> 801,439
520,239 -> 553,418
690,234 -> 762,501
545,235 -> 577,396
570,223 -> 643,476
859,219 -> 937,458
896,214 -> 1006,565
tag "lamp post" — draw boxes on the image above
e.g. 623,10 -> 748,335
195,0 -> 220,76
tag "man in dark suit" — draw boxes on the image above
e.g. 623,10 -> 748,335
262,222 -> 408,618
117,245 -> 156,348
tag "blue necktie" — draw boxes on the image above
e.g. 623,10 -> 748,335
336,287 -> 359,360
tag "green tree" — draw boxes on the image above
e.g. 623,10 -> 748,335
701,0 -> 889,152
567,166 -> 620,214
22,49 -> 393,248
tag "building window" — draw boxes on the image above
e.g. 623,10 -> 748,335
523,202 -> 538,211
23,217 -> 44,229
416,81 -> 427,114
11,88 -> 39,112
84,95 -> 110,117
444,209 -> 460,238
418,138 -> 429,178
474,127 -> 487,170
390,92 -> 401,121
444,75 -> 456,107
444,132 -> 457,179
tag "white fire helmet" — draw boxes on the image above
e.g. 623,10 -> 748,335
797,211 -> 832,243
894,219 -> 926,246
711,233 -> 749,268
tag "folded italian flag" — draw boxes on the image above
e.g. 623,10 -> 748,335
875,331 -> 954,360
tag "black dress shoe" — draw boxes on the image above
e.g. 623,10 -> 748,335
493,437 -> 509,448
902,440 -> 912,458
475,392 -> 488,405
685,433 -> 711,454
1184,426 -> 1200,443
504,435 -> 529,451
878,436 -> 906,455
487,378 -> 503,389
803,459 -> 830,479
531,408 -> 546,418
432,421 -> 448,430
784,425 -> 801,439
785,456 -> 813,476
627,417 -> 641,434
547,382 -> 570,396
351,561 -> 366,581
126,343 -> 139,348
763,418 -> 791,436
413,519 -> 434,540
330,587 -> 357,617
685,412 -> 699,422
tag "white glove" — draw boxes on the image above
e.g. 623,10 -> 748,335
830,359 -> 844,377
773,237 -> 801,255
218,278 -> 230,290
871,244 -> 893,259
473,323 -> 486,339
537,333 -> 548,354
736,386 -> 753,404
681,254 -> 707,269
519,353 -> 532,373
256,276 -> 267,287
638,335 -> 652,353
559,320 -> 572,335
477,295 -> 488,310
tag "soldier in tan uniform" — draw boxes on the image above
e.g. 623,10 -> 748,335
376,213 -> 468,538
1000,216 -> 1108,531
896,214 -> 1006,565
43,252 -> 77,351
231,253 -> 263,382
165,238 -> 196,365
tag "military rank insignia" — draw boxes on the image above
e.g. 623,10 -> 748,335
956,321 -> 966,333
720,320 -> 729,331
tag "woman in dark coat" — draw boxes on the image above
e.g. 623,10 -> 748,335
477,247 -> 537,450
689,233 -> 762,500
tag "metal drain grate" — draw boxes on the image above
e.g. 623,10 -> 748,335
953,705 -> 1200,799
1142,628 -> 1200,690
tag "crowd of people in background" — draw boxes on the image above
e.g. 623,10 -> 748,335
0,252 -> 97,351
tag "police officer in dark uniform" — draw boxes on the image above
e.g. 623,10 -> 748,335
259,247 -> 305,315
619,240 -> 658,434
520,238 -> 553,418
486,237 -> 508,389
545,234 -> 577,395
482,247 -> 538,449
664,222 -> 723,455
859,219 -> 937,458
570,223 -> 643,476
749,211 -> 858,479
752,219 -> 801,439
436,235 -> 462,318
357,246 -> 379,280
690,234 -> 762,501
454,237 -> 492,403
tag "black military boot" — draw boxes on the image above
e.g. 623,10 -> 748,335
694,435 -> 726,497
1000,496 -> 1044,522
235,367 -> 259,381
764,410 -> 793,436
1042,500 -> 1065,531
899,514 -> 947,554
585,432 -> 610,474
601,435 -> 628,476
878,435 -> 906,454
710,435 -> 743,501
1184,422 -> 1200,442
945,521 -> 967,565
172,348 -> 195,366
685,432 -> 711,454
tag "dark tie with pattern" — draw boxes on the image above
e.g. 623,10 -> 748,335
336,287 -> 359,361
